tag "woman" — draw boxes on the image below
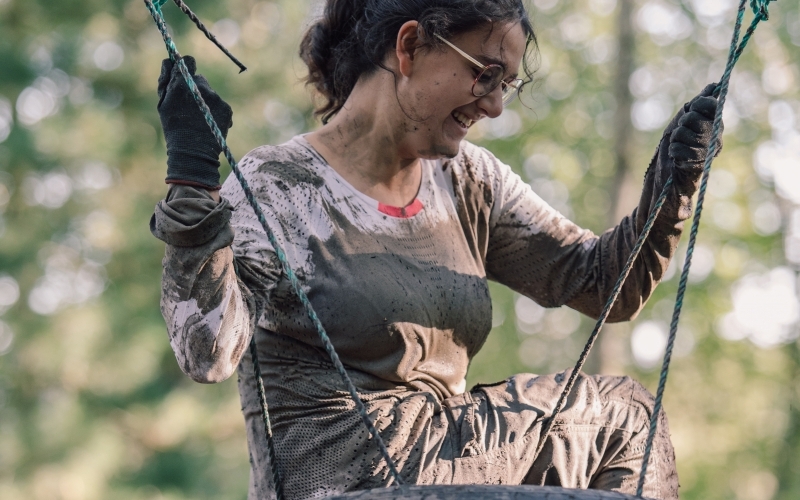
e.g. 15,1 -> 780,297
151,0 -> 720,498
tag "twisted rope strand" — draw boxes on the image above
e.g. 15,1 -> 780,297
636,1 -> 770,495
144,0 -> 404,490
170,0 -> 248,73
249,337 -> 285,500
533,176 -> 673,460
731,14 -> 767,70
539,0 -> 773,489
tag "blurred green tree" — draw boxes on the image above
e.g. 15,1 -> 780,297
0,1 -> 798,499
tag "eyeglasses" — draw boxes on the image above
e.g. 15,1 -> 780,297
435,34 -> 523,106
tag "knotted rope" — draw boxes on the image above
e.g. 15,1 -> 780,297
143,0 -> 404,497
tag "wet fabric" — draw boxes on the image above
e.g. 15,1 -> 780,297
153,135 -> 693,499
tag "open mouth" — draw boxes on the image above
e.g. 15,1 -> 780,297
451,111 -> 473,129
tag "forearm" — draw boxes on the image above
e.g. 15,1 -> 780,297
152,185 -> 254,383
566,131 -> 695,322
161,245 -> 252,383
569,218 -> 675,323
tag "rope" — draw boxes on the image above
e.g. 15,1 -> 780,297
533,1 -> 774,492
151,0 -> 247,72
249,336 -> 286,500
169,0 -> 248,73
532,177 -> 673,459
636,1 -> 772,495
143,0 -> 405,492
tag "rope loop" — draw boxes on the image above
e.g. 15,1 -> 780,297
750,0 -> 774,19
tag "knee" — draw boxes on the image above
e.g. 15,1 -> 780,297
594,375 -> 657,417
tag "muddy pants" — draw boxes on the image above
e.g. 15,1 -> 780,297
421,372 -> 677,498
245,359 -> 678,500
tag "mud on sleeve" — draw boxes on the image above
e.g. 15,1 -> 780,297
151,184 -> 256,383
480,140 -> 691,323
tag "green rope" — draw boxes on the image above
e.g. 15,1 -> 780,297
169,0 -> 248,72
532,0 -> 775,494
248,336 -> 285,500
143,0 -> 405,494
532,177 -> 674,462
636,1 -> 772,495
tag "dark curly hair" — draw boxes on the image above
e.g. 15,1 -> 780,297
299,0 -> 538,124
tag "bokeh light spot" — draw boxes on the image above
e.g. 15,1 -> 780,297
93,41 -> 124,71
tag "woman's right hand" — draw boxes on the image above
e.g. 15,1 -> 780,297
157,55 -> 233,190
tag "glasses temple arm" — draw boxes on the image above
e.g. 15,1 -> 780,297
434,34 -> 487,69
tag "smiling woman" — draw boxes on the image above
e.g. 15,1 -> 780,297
149,0 -> 724,498
299,0 -> 537,124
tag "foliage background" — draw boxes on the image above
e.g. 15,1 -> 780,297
1,0 -> 799,498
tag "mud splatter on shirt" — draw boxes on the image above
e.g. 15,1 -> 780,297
152,135 -> 692,499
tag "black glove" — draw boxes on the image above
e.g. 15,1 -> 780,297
157,56 -> 233,190
636,84 -> 725,232
668,83 -> 723,184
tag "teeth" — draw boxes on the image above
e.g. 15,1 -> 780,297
452,111 -> 473,128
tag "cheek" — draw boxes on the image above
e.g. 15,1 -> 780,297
425,62 -> 467,94
424,76 -> 471,114
400,66 -> 472,124
405,89 -> 447,123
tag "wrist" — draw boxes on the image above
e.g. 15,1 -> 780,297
164,129 -> 223,188
165,178 -> 222,191
165,129 -> 223,163
672,163 -> 702,194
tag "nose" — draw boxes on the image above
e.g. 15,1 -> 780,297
476,86 -> 504,119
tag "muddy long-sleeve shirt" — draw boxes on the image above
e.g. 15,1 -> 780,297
151,131 -> 696,498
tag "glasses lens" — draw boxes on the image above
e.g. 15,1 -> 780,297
501,79 -> 523,106
472,65 -> 505,97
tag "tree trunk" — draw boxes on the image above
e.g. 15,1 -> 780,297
776,341 -> 800,498
592,0 -> 637,376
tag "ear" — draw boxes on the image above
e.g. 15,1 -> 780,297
395,20 -> 423,77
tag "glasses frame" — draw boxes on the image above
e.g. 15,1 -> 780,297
435,34 -> 523,106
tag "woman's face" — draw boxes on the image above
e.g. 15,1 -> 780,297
395,22 -> 527,159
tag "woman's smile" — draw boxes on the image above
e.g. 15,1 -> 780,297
451,110 -> 475,129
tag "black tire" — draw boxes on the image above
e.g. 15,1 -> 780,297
328,485 -> 645,499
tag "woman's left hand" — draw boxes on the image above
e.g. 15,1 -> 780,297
668,83 -> 723,179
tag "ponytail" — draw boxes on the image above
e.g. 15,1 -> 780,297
299,0 -> 371,123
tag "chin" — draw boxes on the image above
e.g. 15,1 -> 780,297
417,139 -> 462,160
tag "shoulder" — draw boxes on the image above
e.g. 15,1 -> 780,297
445,140 -> 518,207
448,141 -> 563,230
447,140 -> 518,191
221,136 -> 327,202
240,137 -> 325,187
